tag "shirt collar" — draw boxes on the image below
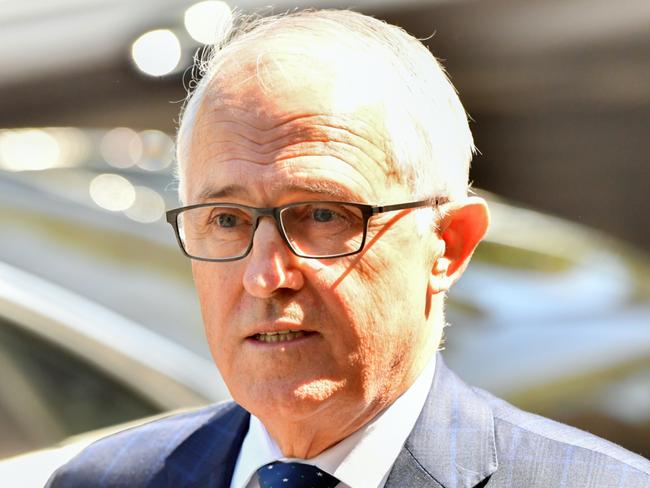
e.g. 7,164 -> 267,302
230,355 -> 436,488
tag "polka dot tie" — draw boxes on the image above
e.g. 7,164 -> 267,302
256,461 -> 340,488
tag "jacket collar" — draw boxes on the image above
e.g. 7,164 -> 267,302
162,402 -> 250,488
385,354 -> 498,488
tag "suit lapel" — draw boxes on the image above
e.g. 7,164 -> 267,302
385,354 -> 498,488
385,447 -> 445,488
157,402 -> 250,488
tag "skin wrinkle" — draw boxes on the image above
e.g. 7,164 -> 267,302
197,182 -> 366,205
192,127 -> 386,173
188,110 -> 397,208
188,96 -> 399,183
195,142 -> 381,170
194,105 -> 389,151
193,124 -> 386,161
192,113 -> 389,166
190,156 -> 383,207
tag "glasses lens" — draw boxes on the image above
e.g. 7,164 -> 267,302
280,202 -> 365,257
177,205 -> 254,260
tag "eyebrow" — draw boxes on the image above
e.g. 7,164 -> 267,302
198,185 -> 247,201
197,182 -> 365,203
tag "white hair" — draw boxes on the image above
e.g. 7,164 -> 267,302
175,9 -> 474,204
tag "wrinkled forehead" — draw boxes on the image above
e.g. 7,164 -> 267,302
181,38 -> 417,203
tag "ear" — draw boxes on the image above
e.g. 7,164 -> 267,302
429,196 -> 490,293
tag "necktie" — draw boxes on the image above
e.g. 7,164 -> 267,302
257,461 -> 340,488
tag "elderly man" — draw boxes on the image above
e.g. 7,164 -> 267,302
49,9 -> 649,488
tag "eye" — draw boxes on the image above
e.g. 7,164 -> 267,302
312,207 -> 335,223
207,208 -> 251,229
281,203 -> 362,233
216,213 -> 238,228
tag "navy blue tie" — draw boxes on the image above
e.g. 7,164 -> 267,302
257,461 -> 339,488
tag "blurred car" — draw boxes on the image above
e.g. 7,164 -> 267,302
0,160 -> 649,485
0,259 -> 228,485
445,198 -> 650,459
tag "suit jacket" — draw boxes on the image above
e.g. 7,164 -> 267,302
47,355 -> 650,487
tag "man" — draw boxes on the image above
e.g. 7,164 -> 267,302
49,9 -> 650,488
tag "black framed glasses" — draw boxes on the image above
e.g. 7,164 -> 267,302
165,197 -> 447,262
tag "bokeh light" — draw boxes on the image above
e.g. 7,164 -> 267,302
131,29 -> 181,77
184,1 -> 233,45
0,128 -> 61,171
124,186 -> 166,223
100,127 -> 142,169
137,130 -> 174,171
48,127 -> 91,167
89,173 -> 136,211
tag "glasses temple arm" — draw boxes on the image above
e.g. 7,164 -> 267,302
371,196 -> 448,215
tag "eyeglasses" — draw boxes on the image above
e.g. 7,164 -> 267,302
165,197 -> 447,262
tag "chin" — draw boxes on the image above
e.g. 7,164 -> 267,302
293,377 -> 347,402
240,377 -> 348,420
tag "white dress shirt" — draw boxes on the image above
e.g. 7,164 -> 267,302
230,355 -> 436,488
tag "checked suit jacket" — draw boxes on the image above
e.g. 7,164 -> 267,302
47,355 -> 650,487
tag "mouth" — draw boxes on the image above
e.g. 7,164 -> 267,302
250,329 -> 315,343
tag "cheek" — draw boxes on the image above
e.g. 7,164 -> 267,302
350,250 -> 409,312
328,256 -> 399,349
191,262 -> 239,339
346,248 -> 428,342
191,263 -> 247,388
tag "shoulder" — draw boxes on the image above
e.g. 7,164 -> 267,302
473,387 -> 650,487
46,401 -> 248,488
405,357 -> 650,488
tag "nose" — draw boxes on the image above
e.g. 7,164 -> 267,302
242,218 -> 304,298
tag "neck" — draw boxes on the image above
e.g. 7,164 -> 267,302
259,395 -> 388,458
259,354 -> 437,458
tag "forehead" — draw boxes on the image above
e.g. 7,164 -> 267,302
185,53 -> 405,203
200,49 -> 392,138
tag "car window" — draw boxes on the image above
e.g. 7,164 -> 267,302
0,316 -> 158,459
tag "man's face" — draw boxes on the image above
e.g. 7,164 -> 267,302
185,57 -> 443,436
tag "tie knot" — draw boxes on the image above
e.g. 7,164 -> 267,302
256,461 -> 339,488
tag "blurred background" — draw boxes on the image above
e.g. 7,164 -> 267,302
1,0 -> 649,478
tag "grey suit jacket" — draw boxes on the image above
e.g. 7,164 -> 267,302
48,355 -> 650,487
